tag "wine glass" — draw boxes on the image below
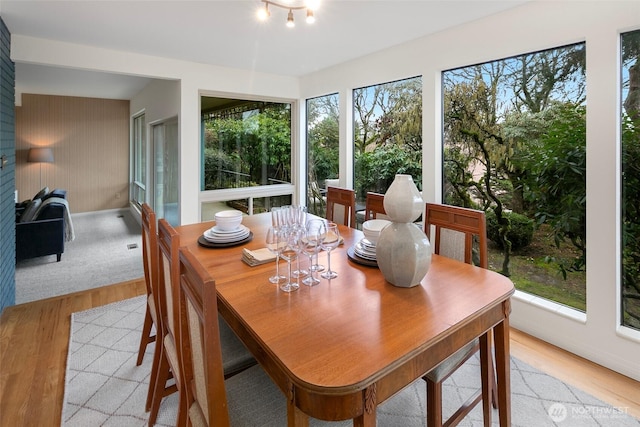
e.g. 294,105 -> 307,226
279,205 -> 293,230
302,221 -> 326,286
306,218 -> 326,273
266,226 -> 285,284
279,229 -> 300,292
271,206 -> 282,229
320,222 -> 340,279
292,206 -> 309,278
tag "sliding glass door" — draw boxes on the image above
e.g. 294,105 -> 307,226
152,117 -> 179,225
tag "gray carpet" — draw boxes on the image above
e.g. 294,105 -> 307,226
62,297 -> 640,427
15,209 -> 144,304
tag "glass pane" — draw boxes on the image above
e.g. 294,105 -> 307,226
620,29 -> 640,330
202,98 -> 291,191
442,43 -> 586,311
306,93 -> 339,217
353,76 -> 422,209
153,117 -> 179,226
131,113 -> 145,206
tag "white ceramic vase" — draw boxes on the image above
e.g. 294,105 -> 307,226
376,174 -> 431,288
383,174 -> 424,223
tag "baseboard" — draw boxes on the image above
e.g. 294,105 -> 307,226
70,207 -> 130,218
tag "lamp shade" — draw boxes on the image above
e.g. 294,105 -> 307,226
27,147 -> 54,163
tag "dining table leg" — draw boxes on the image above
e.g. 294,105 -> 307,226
353,384 -> 377,427
493,301 -> 512,427
287,400 -> 309,427
479,331 -> 492,427
352,410 -> 376,427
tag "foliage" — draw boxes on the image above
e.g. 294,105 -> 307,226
443,44 -> 587,280
354,144 -> 422,200
621,114 -> 640,328
486,210 -> 534,250
353,77 -> 422,200
521,103 -> 586,273
203,104 -> 291,190
443,75 -> 515,275
307,99 -> 339,185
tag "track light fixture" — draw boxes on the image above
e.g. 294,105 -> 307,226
257,0 -> 320,27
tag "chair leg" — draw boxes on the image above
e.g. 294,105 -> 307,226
136,306 -> 155,366
56,253 -> 61,262
426,379 -> 443,427
176,385 -> 188,427
479,332 -> 492,427
148,348 -> 170,427
146,334 -> 163,411
489,352 -> 499,409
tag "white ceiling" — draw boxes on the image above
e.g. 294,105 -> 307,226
1,0 -> 527,100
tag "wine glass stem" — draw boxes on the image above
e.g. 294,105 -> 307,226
288,259 -> 293,284
275,254 -> 280,278
327,250 -> 331,273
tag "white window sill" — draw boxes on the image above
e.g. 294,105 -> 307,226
513,290 -> 587,324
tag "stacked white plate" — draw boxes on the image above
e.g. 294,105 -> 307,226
354,238 -> 377,261
203,224 -> 250,244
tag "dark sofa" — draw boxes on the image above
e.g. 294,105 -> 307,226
16,188 -> 68,262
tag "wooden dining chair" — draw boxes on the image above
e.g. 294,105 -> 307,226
136,203 -> 159,369
177,246 -> 289,426
422,202 -> 496,427
147,219 -> 257,426
364,192 -> 387,221
147,218 -> 187,427
326,185 -> 356,228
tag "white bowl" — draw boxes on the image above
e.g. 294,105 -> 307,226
214,210 -> 243,231
362,219 -> 391,245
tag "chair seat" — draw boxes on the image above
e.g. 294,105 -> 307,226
424,339 -> 478,383
219,315 -> 256,376
225,365 -> 287,425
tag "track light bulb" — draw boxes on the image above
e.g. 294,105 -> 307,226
306,9 -> 315,24
287,10 -> 295,27
257,4 -> 270,21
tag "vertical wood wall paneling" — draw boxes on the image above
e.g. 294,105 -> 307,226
15,94 -> 130,213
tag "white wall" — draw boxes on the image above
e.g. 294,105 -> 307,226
10,0 -> 640,380
301,1 -> 640,381
11,35 -> 300,225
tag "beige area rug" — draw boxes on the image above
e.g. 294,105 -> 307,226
63,296 -> 176,426
63,297 -> 640,427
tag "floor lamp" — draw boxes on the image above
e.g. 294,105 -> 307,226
27,147 -> 54,189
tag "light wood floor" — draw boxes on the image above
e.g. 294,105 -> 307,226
1,279 -> 639,426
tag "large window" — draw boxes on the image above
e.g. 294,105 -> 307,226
131,112 -> 146,207
353,77 -> 422,205
621,30 -> 640,330
306,93 -> 339,217
201,97 -> 293,215
442,43 -> 587,311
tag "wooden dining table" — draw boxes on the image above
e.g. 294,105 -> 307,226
175,212 -> 515,427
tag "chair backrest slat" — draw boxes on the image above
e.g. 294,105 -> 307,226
424,203 -> 488,268
158,218 -> 181,339
364,192 -> 386,221
326,186 -> 356,228
141,203 -> 160,318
